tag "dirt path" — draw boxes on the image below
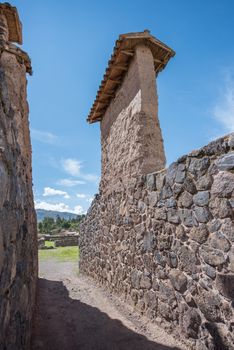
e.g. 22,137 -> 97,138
31,260 -> 186,350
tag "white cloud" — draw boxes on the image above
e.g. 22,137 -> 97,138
43,187 -> 70,199
61,159 -> 82,177
57,178 -> 86,187
35,200 -> 70,212
61,158 -> 99,183
73,205 -> 85,215
213,76 -> 234,133
35,200 -> 86,214
81,174 -> 99,182
31,129 -> 58,144
76,193 -> 94,203
77,193 -> 86,199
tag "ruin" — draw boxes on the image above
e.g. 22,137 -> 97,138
0,3 -> 37,349
80,31 -> 234,349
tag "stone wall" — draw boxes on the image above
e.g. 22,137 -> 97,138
100,45 -> 165,194
0,5 -> 37,350
55,236 -> 78,247
80,134 -> 234,350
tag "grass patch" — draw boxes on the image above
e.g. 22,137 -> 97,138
39,241 -> 79,262
44,240 -> 55,248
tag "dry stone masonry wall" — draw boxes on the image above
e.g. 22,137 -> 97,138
0,4 -> 37,350
80,134 -> 234,350
80,31 -> 234,350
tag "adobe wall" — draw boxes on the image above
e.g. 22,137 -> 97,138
0,8 -> 37,350
80,134 -> 234,349
100,45 -> 166,194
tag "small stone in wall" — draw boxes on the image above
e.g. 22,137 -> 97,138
158,281 -> 175,305
211,171 -> 234,198
196,289 -> 221,322
183,176 -> 197,194
179,208 -> 196,227
190,224 -> 208,244
175,164 -> 186,183
140,274 -> 151,289
156,172 -> 165,191
181,308 -> 201,339
220,218 -> 234,242
194,206 -> 211,223
196,175 -> 212,191
146,173 -> 156,190
217,152 -> 234,171
210,197 -> 233,219
204,264 -> 216,279
200,245 -> 226,267
154,251 -> 166,267
178,245 -> 198,274
168,251 -> 178,268
169,269 -> 187,292
209,232 -> 231,252
130,269 -> 142,289
143,231 -> 154,252
193,191 -> 210,207
148,191 -> 158,207
188,157 -> 210,178
178,191 -> 193,208
167,208 -> 180,224
216,273 -> 234,299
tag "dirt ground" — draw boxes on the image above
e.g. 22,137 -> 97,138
31,260 -> 187,350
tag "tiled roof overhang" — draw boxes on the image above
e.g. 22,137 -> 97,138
0,3 -> 22,44
87,30 -> 175,124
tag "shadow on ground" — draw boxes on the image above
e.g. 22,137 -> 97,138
32,278 -> 181,350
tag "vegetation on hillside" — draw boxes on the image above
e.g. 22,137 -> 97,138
38,215 -> 85,234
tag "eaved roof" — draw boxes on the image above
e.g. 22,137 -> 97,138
0,3 -> 22,44
87,30 -> 175,124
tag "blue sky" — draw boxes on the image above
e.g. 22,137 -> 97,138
11,0 -> 234,214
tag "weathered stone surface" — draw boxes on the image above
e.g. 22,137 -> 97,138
200,245 -> 226,266
179,208 -> 195,227
189,157 -> 210,177
146,174 -> 156,190
196,175 -> 212,191
216,273 -> 234,299
169,269 -> 187,292
211,171 -> 234,198
148,191 -> 158,207
0,6 -> 37,349
178,191 -> 193,208
178,245 -> 198,274
79,34 -> 234,349
221,218 -> 234,242
143,231 -> 154,252
193,191 -> 210,206
194,206 -> 211,223
181,308 -> 201,339
167,208 -> 180,224
183,176 -> 197,194
209,232 -> 230,252
190,224 -> 208,243
217,152 -> 234,171
140,274 -> 151,289
196,290 -> 221,322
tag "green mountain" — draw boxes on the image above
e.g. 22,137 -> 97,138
36,209 -> 82,222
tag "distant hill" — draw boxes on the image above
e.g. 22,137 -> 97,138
36,209 -> 82,222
